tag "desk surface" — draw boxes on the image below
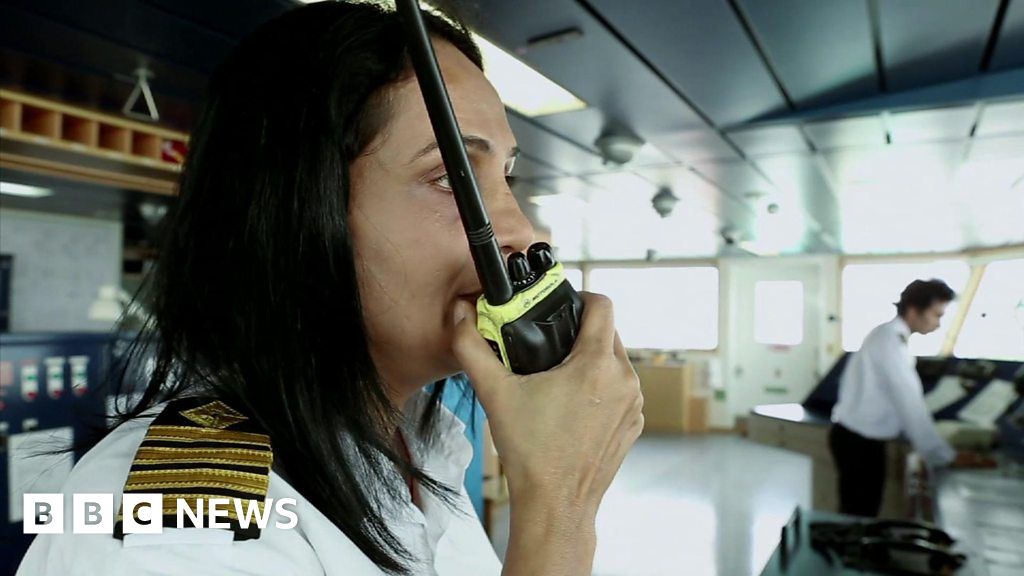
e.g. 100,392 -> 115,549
758,508 -> 993,576
931,460 -> 1024,576
751,403 -> 832,427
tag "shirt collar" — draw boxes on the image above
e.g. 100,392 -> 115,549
399,389 -> 472,491
891,316 -> 912,340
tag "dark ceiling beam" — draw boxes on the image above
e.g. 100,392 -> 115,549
867,0 -> 888,93
573,0 -> 721,132
725,0 -> 796,110
742,65 -> 1024,127
980,0 -> 1012,71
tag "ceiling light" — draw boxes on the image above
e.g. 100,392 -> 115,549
305,1 -> 586,116
474,35 -> 586,117
0,182 -> 54,198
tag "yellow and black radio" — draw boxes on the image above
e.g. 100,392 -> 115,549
398,0 -> 583,374
474,245 -> 583,373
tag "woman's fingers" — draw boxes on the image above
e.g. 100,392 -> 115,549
450,299 -> 512,413
613,331 -> 629,365
574,292 -> 616,357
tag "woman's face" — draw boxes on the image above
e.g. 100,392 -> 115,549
349,40 -> 534,397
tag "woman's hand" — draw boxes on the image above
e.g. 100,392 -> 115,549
452,292 -> 643,575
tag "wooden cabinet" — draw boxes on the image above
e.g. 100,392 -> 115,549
748,408 -> 911,518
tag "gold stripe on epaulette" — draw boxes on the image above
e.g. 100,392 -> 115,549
125,475 -> 268,494
134,446 -> 273,467
126,468 -> 269,490
145,425 -> 271,445
124,480 -> 267,496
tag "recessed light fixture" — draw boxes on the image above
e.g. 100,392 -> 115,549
474,34 -> 586,117
0,182 -> 54,198
328,1 -> 587,117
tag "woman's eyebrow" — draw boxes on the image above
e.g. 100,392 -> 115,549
407,135 -> 518,164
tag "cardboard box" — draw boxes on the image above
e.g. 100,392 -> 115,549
635,362 -> 708,434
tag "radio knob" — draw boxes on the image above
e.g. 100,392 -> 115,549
527,242 -> 556,272
508,253 -> 531,284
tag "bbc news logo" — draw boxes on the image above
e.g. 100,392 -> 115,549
24,494 -> 298,534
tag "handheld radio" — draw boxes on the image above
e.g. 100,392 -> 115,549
396,0 -> 584,374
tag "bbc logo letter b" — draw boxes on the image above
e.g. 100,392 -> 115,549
73,494 -> 114,534
24,494 -> 63,534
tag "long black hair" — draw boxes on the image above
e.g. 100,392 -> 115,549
105,2 -> 483,572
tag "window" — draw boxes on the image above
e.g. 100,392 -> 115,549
842,260 -> 970,356
755,281 -> 804,345
955,259 -> 1024,361
562,266 -> 583,291
588,267 -> 718,350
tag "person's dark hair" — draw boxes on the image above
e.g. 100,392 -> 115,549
896,279 -> 955,316
104,2 -> 482,573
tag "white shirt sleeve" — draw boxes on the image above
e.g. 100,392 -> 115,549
876,341 -> 956,466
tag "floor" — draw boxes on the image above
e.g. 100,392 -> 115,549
489,434 -> 812,576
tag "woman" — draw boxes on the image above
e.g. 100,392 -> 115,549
18,2 -> 642,575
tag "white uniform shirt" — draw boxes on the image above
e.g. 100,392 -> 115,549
832,317 -> 955,466
17,395 -> 502,576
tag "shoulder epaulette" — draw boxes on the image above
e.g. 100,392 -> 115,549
114,397 -> 273,541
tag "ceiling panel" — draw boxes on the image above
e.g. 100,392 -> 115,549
991,0 -> 1024,71
803,115 -> 887,150
472,0 -> 707,138
878,0 -> 1001,91
586,0 -> 788,126
507,113 -> 607,175
520,174 -> 595,197
689,159 -> 775,197
147,0 -> 289,40
726,125 -> 809,157
753,152 -> 840,234
974,99 -> 1024,136
737,0 -> 876,108
533,107 -> 676,168
647,128 -> 740,164
635,164 -> 753,225
513,154 -> 569,180
579,170 -> 660,199
1,0 -> 236,75
886,105 -> 977,144
823,141 -> 968,187
967,135 -> 1024,163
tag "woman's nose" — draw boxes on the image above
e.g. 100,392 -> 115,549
489,190 -> 535,257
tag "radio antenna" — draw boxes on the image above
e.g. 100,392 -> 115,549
395,0 -> 514,305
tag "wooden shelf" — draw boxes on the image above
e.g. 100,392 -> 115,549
0,89 -> 189,195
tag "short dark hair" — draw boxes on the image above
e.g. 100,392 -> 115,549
896,279 -> 955,316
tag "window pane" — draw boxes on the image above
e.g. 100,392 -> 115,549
589,267 -> 718,350
842,261 -> 970,355
755,281 -> 804,345
954,259 -> 1024,361
562,267 -> 583,291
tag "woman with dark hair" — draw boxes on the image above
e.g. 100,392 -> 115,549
18,2 -> 642,575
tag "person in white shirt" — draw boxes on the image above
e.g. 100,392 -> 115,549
18,2 -> 643,574
830,279 -> 965,517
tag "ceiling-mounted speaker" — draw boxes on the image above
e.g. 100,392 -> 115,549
651,187 -> 679,218
594,132 -> 644,165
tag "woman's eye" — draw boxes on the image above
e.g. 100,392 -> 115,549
432,174 -> 452,190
